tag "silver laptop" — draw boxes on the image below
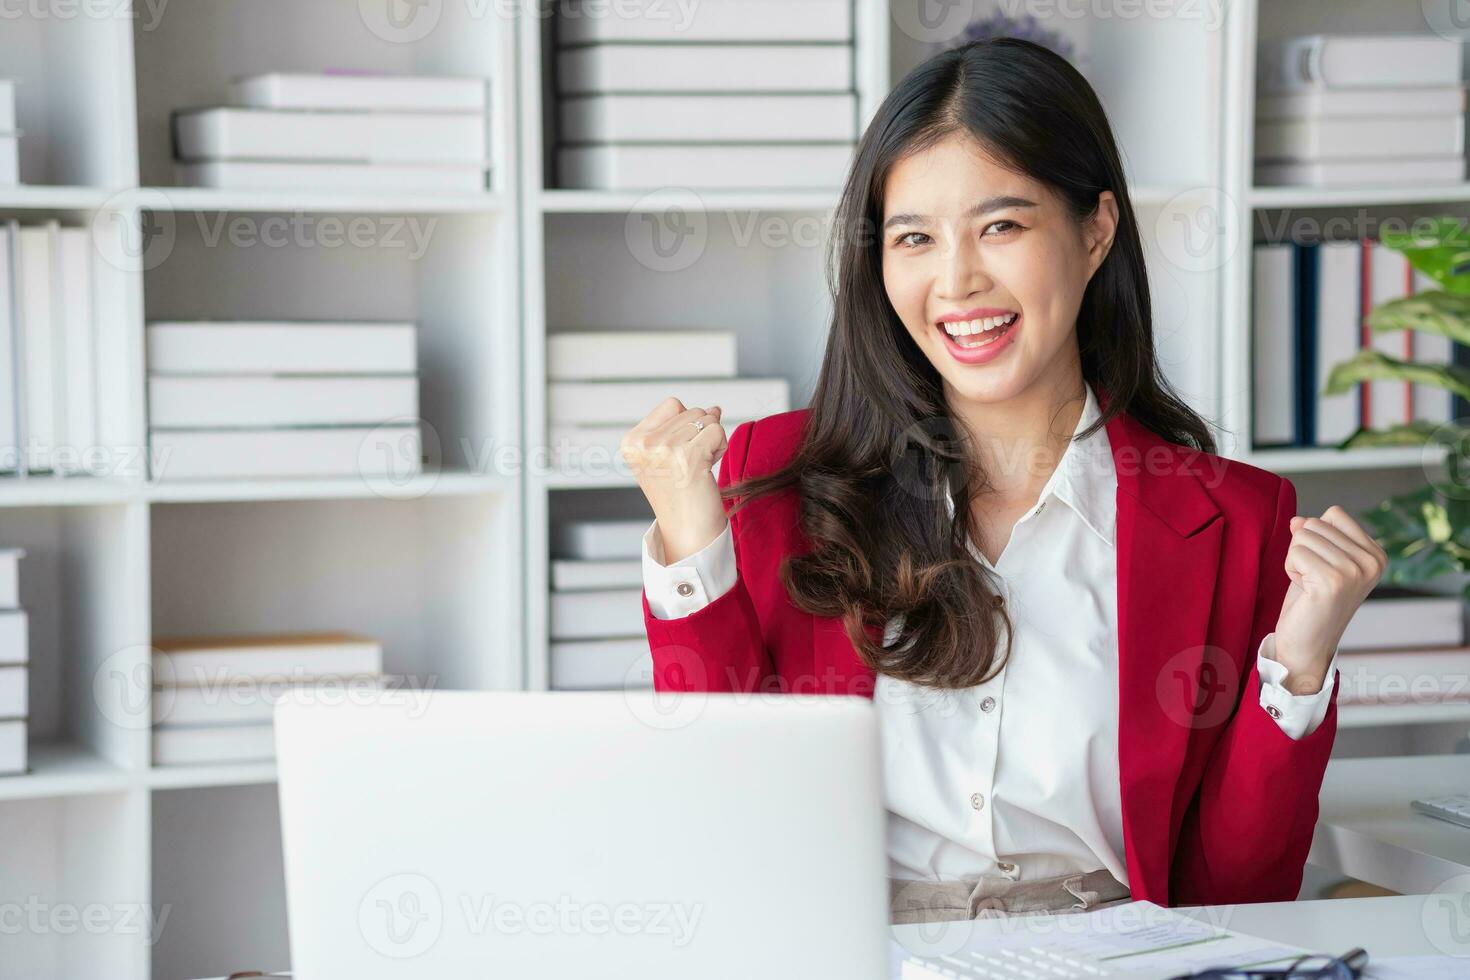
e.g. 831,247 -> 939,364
275,688 -> 890,979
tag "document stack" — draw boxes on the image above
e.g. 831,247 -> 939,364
146,321 -> 421,481
1251,239 -> 1455,449
1255,33 -> 1466,187
0,80 -> 16,185
554,0 -> 857,189
550,517 -> 653,690
0,549 -> 26,775
151,632 -> 384,766
1330,589 -> 1469,710
547,329 -> 788,480
172,72 -> 490,192
0,221 -> 103,476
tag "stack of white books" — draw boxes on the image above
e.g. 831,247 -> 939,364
0,80 -> 17,186
173,72 -> 490,192
554,0 -> 856,189
547,329 -> 788,480
0,549 -> 27,775
1255,33 -> 1466,187
550,517 -> 653,690
151,632 -> 384,766
1330,589 -> 1468,707
146,321 -> 421,481
0,221 -> 103,476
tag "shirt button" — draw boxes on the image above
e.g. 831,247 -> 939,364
1265,704 -> 1282,719
970,792 -> 985,810
675,581 -> 695,597
980,696 -> 997,713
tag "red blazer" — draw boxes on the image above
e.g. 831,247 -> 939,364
641,391 -> 1339,908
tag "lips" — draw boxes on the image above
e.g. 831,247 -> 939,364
935,311 -> 1022,364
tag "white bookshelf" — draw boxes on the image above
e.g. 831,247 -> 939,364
1219,0 -> 1470,472
0,1 -> 520,978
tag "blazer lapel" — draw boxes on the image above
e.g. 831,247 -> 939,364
1104,405 -> 1223,904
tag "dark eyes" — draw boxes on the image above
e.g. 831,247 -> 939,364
891,220 -> 1021,249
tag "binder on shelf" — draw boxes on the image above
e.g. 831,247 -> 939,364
549,377 -> 789,425
149,426 -> 421,481
15,224 -> 54,471
549,588 -> 645,640
0,548 -> 23,609
556,44 -> 852,95
0,79 -> 15,134
1303,241 -> 1359,447
0,226 -> 18,471
0,135 -> 15,187
556,0 -> 852,43
148,375 -> 419,428
229,72 -> 488,113
1252,244 -> 1295,447
559,93 -> 857,143
0,719 -> 23,775
1256,34 -> 1464,92
550,638 -> 653,690
55,227 -> 96,475
146,321 -> 417,374
172,108 -> 488,165
547,330 -> 738,381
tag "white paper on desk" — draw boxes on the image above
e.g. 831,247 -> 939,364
890,900 -> 1310,978
1366,956 -> 1470,978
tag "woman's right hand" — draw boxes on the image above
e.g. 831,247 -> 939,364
621,397 -> 729,564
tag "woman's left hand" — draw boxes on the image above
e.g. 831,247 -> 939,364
1271,505 -> 1388,695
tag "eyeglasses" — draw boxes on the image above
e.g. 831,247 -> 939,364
1169,947 -> 1368,980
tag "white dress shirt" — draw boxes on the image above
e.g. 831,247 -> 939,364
642,382 -> 1338,885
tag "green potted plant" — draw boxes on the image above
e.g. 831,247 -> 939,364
1324,217 -> 1470,597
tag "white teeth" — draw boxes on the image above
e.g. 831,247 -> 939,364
942,313 -> 1016,337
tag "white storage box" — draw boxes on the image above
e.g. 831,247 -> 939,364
0,80 -> 14,133
230,72 -> 487,112
172,108 -> 487,164
557,0 -> 850,43
557,44 -> 851,94
549,589 -> 645,640
0,134 -> 16,186
0,665 -> 25,718
147,322 -> 417,375
149,376 -> 419,428
0,719 -> 23,775
560,93 -> 856,143
149,426 -> 422,481
551,638 -> 653,690
0,548 -> 23,609
0,611 -> 27,666
559,143 -> 854,190
176,160 -> 487,192
546,330 -> 737,381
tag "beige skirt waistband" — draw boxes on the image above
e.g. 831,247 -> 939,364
888,867 -> 1131,925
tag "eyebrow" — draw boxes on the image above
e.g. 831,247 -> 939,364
883,195 -> 1039,231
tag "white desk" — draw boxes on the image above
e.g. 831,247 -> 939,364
1311,754 -> 1470,895
890,894 -> 1469,966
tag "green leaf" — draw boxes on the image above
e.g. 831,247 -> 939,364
1339,421 -> 1444,448
1324,348 -> 1470,401
1381,217 -> 1470,293
1424,499 -> 1453,542
1367,290 -> 1470,344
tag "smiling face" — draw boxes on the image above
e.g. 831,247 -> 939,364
880,132 -> 1117,408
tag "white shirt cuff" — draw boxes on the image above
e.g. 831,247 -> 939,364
1256,632 -> 1338,740
641,518 -> 738,620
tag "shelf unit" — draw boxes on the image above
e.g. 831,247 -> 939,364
1219,0 -> 1470,472
0,1 -> 520,977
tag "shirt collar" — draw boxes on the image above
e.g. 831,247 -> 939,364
944,381 -> 1117,547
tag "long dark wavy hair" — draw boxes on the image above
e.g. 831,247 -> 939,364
719,38 -> 1216,689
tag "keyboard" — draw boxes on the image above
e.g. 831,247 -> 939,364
1411,793 -> 1470,829
898,946 -> 1117,977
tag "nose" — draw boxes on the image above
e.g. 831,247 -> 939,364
934,228 -> 990,300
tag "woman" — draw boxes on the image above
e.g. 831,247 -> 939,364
620,38 -> 1385,924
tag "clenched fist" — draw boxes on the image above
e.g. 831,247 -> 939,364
621,397 -> 730,564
